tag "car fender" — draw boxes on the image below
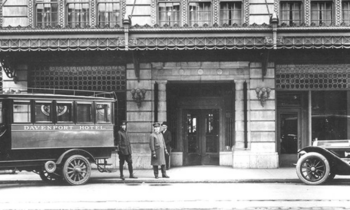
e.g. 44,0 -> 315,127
299,146 -> 350,175
56,149 -> 96,165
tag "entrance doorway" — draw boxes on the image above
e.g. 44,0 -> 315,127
277,109 -> 301,167
183,109 -> 220,165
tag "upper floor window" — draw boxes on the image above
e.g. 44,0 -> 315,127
97,0 -> 121,27
280,1 -> 302,25
189,2 -> 211,26
311,1 -> 333,25
2,0 -> 29,27
220,1 -> 242,25
342,1 -> 350,24
36,0 -> 59,27
158,2 -> 181,26
66,0 -> 90,28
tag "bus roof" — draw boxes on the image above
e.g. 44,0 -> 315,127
0,88 -> 117,101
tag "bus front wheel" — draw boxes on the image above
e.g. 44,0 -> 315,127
62,155 -> 91,185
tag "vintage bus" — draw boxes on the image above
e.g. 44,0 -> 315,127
0,88 -> 117,185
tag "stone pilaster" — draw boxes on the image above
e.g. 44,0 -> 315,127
234,80 -> 246,149
157,80 -> 167,123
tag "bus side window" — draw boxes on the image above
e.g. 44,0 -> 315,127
35,101 -> 52,123
57,101 -> 73,123
96,103 -> 111,123
13,100 -> 31,123
77,102 -> 92,123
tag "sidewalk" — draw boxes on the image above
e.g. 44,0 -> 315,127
0,166 -> 300,184
1,165 -> 350,184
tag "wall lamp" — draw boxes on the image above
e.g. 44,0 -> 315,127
131,88 -> 147,107
255,87 -> 271,107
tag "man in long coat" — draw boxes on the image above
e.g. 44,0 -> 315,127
162,122 -> 172,170
149,122 -> 169,179
115,120 -> 137,180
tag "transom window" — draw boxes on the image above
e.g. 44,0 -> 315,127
158,2 -> 181,26
189,2 -> 212,26
97,0 -> 121,26
66,0 -> 90,28
2,0 -> 29,27
220,1 -> 242,25
280,1 -> 302,25
311,1 -> 333,25
342,1 -> 350,24
36,0 -> 59,27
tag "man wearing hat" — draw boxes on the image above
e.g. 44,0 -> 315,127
149,122 -> 170,179
162,122 -> 172,170
115,120 -> 137,180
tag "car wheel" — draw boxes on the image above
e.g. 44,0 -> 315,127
296,152 -> 330,185
62,155 -> 91,185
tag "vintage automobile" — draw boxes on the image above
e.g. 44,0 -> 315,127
0,88 -> 117,185
296,139 -> 350,185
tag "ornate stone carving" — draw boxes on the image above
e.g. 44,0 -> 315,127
305,0 -> 310,25
151,0 -> 157,25
335,0 -> 341,25
182,0 -> 188,26
213,0 -> 219,25
244,0 -> 249,25
29,0 -> 34,27
91,0 -> 96,27
60,0 -> 64,27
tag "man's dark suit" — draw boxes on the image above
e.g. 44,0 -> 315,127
162,129 -> 172,169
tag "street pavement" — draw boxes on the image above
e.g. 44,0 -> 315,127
1,165 -> 350,184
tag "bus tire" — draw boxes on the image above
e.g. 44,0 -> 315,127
39,169 -> 60,183
62,155 -> 91,185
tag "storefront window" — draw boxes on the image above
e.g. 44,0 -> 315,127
312,91 -> 347,140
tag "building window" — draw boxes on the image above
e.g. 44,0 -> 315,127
2,0 -> 29,27
36,0 -> 59,27
311,1 -> 333,25
158,2 -> 181,26
220,1 -> 242,25
280,1 -> 302,25
342,1 -> 350,24
97,0 -> 121,27
66,0 -> 90,28
189,2 -> 211,26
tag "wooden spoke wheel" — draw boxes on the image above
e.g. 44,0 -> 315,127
296,152 -> 330,185
62,155 -> 91,185
39,170 -> 60,183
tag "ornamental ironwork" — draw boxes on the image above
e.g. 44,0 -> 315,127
29,65 -> 126,91
276,64 -> 350,89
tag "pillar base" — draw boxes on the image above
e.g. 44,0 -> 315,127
232,151 -> 278,168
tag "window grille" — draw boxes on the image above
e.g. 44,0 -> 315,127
29,65 -> 126,91
276,64 -> 350,89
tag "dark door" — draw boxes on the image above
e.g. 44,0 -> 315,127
278,109 -> 301,167
183,109 -> 219,165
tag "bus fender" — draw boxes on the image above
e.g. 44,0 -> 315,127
56,149 -> 96,165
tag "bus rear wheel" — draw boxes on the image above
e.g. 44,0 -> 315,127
39,169 -> 60,183
62,155 -> 91,185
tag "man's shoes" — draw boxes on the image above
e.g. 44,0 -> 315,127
162,175 -> 170,178
120,175 -> 125,180
129,174 -> 138,179
155,175 -> 159,179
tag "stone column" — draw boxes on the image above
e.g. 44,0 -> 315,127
234,80 -> 245,149
157,80 -> 167,123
